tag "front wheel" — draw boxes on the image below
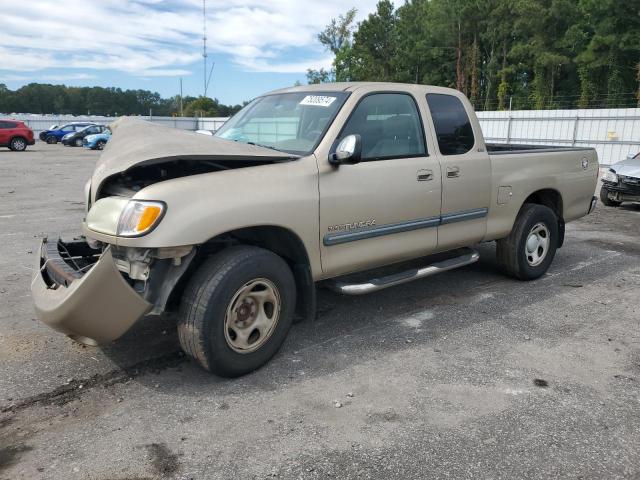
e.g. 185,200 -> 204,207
74,138 -> 83,147
96,140 -> 106,150
496,203 -> 559,280
177,246 -> 296,377
46,136 -> 57,144
600,186 -> 622,207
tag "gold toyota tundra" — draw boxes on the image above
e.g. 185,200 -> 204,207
32,83 -> 599,377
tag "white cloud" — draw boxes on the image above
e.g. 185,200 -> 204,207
0,72 -> 95,82
0,0 -> 378,77
44,73 -> 96,81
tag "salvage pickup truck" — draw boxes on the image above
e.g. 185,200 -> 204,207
32,83 -> 599,377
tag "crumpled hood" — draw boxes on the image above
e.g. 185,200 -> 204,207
611,156 -> 640,178
91,117 -> 297,194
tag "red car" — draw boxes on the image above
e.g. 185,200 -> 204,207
0,120 -> 35,151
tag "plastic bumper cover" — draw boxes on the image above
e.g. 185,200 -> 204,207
31,239 -> 152,345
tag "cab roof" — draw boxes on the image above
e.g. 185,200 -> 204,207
265,82 -> 462,97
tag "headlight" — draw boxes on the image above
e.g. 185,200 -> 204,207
62,133 -> 72,140
602,170 -> 618,183
117,200 -> 166,237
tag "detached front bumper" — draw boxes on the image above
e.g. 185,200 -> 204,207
31,238 -> 152,345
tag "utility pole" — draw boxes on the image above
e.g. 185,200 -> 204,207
179,78 -> 184,116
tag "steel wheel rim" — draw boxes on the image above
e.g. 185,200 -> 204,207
224,278 -> 281,354
525,222 -> 550,267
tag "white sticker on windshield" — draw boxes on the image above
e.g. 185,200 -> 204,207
299,95 -> 337,107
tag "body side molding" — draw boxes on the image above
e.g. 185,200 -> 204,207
323,207 -> 489,246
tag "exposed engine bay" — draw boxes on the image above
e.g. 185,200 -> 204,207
97,157 -> 283,199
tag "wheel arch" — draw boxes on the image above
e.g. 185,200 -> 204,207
519,188 -> 565,247
169,225 -> 316,322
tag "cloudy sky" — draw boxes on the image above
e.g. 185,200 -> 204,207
0,0 -> 379,104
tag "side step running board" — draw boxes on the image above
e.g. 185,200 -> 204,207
326,248 -> 480,295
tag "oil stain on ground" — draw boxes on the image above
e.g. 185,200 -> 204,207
0,443 -> 33,472
145,442 -> 180,477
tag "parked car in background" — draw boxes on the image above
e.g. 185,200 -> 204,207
83,128 -> 112,150
0,120 -> 35,151
62,124 -> 109,147
600,152 -> 640,206
40,123 -> 96,144
39,123 -> 80,141
39,126 -> 57,141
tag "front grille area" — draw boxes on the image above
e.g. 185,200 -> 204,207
606,177 -> 640,196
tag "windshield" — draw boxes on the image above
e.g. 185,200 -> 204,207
215,92 -> 349,155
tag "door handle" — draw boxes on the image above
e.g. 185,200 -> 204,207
446,166 -> 460,178
417,169 -> 433,182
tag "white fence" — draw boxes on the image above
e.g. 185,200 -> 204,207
477,108 -> 640,166
7,108 -> 640,166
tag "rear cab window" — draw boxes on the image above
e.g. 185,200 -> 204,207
426,94 -> 475,155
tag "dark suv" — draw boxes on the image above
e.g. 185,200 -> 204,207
0,120 -> 35,151
62,124 -> 109,147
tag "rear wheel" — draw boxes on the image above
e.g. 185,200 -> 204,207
46,136 -> 57,144
496,203 -> 558,280
178,246 -> 296,377
9,137 -> 27,151
599,186 -> 622,207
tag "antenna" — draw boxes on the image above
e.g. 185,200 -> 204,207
201,0 -> 215,97
202,0 -> 208,97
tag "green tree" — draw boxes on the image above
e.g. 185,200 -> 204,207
350,0 -> 398,81
306,68 -> 333,84
317,8 -> 358,81
184,96 -> 220,117
313,0 -> 639,110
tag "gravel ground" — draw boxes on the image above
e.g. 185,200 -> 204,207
1,144 -> 639,480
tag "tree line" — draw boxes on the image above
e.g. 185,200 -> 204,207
0,83 -> 245,117
308,0 -> 640,110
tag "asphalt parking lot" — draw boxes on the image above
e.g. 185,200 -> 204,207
1,143 -> 639,480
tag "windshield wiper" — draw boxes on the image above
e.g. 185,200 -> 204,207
247,141 -> 282,152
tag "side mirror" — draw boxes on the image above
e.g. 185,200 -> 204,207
329,134 -> 362,165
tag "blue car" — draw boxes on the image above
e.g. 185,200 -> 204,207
40,122 -> 96,144
83,129 -> 111,150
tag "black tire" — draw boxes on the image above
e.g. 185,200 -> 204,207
496,203 -> 558,280
96,140 -> 106,150
9,137 -> 27,151
178,246 -> 296,377
599,186 -> 622,207
74,137 -> 83,147
46,136 -> 57,144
